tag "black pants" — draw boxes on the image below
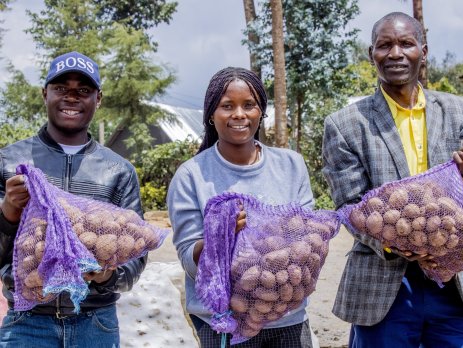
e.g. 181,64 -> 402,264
190,315 -> 313,348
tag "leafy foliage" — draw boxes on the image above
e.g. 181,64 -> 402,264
244,0 -> 360,207
136,139 -> 198,210
427,52 -> 463,96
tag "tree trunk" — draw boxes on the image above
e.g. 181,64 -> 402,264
413,0 -> 428,87
243,0 -> 267,144
296,95 -> 302,153
270,0 -> 288,148
99,120 -> 105,144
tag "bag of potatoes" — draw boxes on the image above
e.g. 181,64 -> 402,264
12,164 -> 169,313
339,160 -> 463,285
195,192 -> 340,345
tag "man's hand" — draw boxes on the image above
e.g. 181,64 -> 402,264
389,246 -> 437,266
83,268 -> 115,284
453,150 -> 463,175
235,203 -> 246,233
1,175 -> 29,223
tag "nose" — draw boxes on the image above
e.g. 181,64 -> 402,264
63,89 -> 80,101
232,106 -> 246,118
389,44 -> 403,59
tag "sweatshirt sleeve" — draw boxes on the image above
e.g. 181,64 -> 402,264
167,164 -> 204,280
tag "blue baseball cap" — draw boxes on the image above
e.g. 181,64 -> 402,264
45,51 -> 101,90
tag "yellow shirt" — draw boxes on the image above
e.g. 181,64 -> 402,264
381,85 -> 427,175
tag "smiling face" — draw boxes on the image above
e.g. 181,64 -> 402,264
211,79 -> 262,149
42,72 -> 102,145
369,17 -> 427,90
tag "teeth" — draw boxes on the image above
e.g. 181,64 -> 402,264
230,125 -> 247,129
62,110 -> 79,116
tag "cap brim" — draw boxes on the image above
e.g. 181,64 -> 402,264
45,69 -> 100,90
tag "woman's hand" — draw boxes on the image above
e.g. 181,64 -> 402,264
389,246 -> 437,266
453,150 -> 463,175
83,268 -> 115,284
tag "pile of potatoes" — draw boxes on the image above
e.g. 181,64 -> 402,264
349,180 -> 463,258
228,215 -> 336,340
15,200 -> 166,306
59,198 -> 165,268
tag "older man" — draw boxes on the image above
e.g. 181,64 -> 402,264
323,12 -> 463,347
0,51 -> 146,347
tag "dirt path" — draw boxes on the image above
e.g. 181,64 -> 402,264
146,211 -> 353,348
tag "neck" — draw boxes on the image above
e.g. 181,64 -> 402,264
381,82 -> 419,109
217,141 -> 260,165
46,126 -> 89,146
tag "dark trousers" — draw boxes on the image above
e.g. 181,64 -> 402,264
190,315 -> 313,348
350,262 -> 463,348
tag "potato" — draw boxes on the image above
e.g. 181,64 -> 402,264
396,218 -> 412,237
21,255 -> 39,271
273,302 -> 288,314
248,307 -> 264,322
262,249 -> 290,269
24,270 -> 43,288
289,241 -> 311,264
102,221 -> 121,235
73,222 -> 85,236
259,270 -> 276,289
230,294 -> 248,313
438,197 -> 459,214
288,264 -> 302,286
139,226 -> 159,249
441,216 -> 456,231
79,231 -> 98,249
426,216 -> 441,233
428,229 -> 448,248
424,202 -> 440,216
411,217 -> 426,231
307,252 -> 321,270
286,216 -> 306,235
263,236 -> 287,252
133,238 -> 146,256
408,230 -> 427,247
275,270 -> 289,285
429,246 -> 448,257
84,213 -> 104,230
365,211 -> 384,236
240,266 -> 261,291
253,287 -> 279,302
350,209 -> 366,232
254,300 -> 273,314
291,285 -> 305,302
383,210 -> 401,225
388,189 -> 409,208
35,241 -> 45,261
245,317 -> 263,331
265,311 -> 280,321
95,234 -> 118,261
117,235 -> 135,259
446,234 -> 459,249
301,266 -> 312,287
454,211 -> 463,229
366,197 -> 385,213
305,234 -> 324,253
20,236 -> 36,254
402,204 -> 421,219
382,224 -> 397,241
241,326 -> 260,339
279,283 -> 294,302
305,221 -> 332,238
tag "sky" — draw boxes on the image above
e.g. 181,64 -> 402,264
1,0 -> 462,109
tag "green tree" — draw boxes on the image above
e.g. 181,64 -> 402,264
244,0 -> 359,206
428,52 -> 463,96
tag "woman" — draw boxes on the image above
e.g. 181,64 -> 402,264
167,67 -> 315,347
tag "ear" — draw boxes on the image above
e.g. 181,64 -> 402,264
42,87 -> 47,103
368,46 -> 375,66
421,43 -> 428,64
96,90 -> 103,109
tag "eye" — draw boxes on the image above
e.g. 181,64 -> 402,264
221,104 -> 233,110
55,86 -> 67,93
78,87 -> 91,94
244,102 -> 257,110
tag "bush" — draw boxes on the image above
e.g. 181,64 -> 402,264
136,138 -> 198,211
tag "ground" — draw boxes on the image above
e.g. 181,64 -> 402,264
145,211 -> 353,348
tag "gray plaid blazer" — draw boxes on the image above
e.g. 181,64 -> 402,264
322,88 -> 463,325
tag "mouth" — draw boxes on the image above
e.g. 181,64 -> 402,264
384,64 -> 408,71
228,124 -> 250,131
60,109 -> 82,117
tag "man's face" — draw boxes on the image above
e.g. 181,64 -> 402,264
369,18 -> 427,88
42,72 -> 102,145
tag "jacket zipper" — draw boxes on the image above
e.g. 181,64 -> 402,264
57,154 -> 73,316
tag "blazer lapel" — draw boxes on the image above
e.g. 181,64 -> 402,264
371,89 -> 410,179
424,91 -> 442,166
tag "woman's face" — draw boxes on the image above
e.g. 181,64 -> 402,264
211,79 -> 262,147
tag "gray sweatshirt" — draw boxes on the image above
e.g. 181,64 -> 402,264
167,142 -> 314,328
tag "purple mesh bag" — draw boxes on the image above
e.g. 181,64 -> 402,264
13,164 -> 170,312
339,160 -> 463,286
196,192 -> 340,345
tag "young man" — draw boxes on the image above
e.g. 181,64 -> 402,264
0,51 -> 146,347
322,12 -> 463,347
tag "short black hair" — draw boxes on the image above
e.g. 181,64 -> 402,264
371,12 -> 424,45
197,67 -> 267,154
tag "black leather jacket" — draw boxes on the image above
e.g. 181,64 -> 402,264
0,126 -> 147,315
